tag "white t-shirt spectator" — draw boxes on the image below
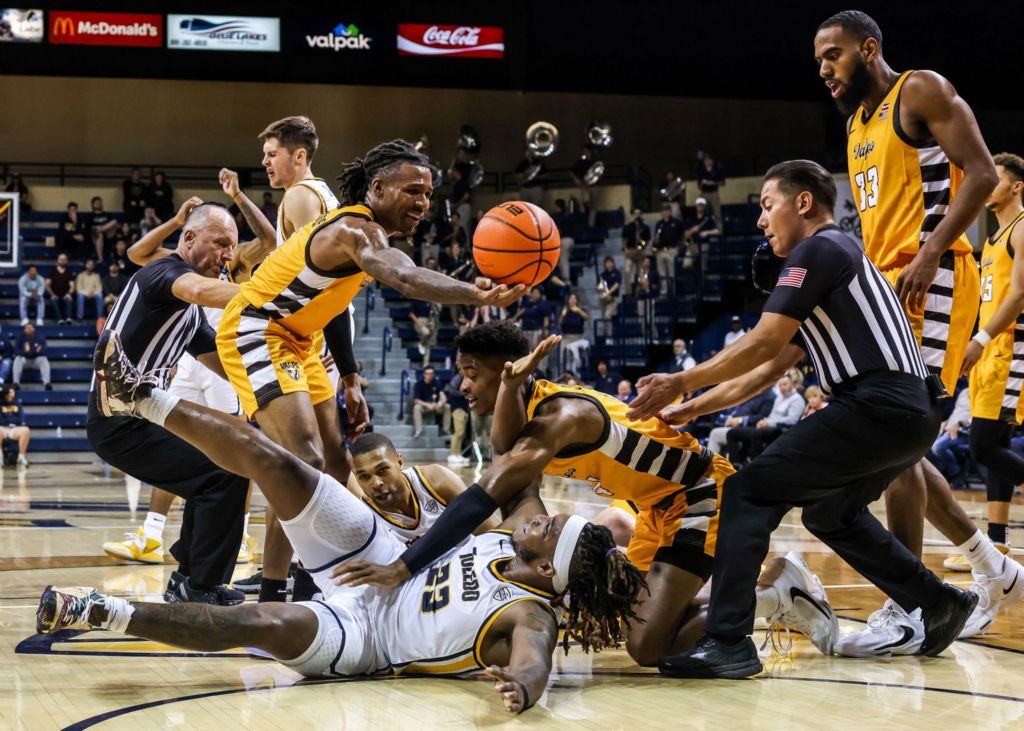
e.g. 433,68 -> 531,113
724,328 -> 747,348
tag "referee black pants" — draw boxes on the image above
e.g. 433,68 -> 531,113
706,372 -> 946,638
87,407 -> 247,590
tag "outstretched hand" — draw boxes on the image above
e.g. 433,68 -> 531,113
626,372 -> 684,421
502,334 -> 560,389
484,665 -> 529,714
474,277 -> 527,308
174,196 -> 204,227
329,559 -> 411,588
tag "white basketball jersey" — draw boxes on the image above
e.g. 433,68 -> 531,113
276,178 -> 339,247
375,530 -> 559,675
362,466 -> 448,545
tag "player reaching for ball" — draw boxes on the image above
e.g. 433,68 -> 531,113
473,201 -> 562,287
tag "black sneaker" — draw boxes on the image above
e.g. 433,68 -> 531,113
163,570 -> 185,602
234,570 -> 264,595
658,634 -> 763,679
165,571 -> 245,606
919,585 -> 979,657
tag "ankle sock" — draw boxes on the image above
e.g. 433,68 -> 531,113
957,530 -> 1005,577
142,512 -> 166,543
988,522 -> 1009,546
95,595 -> 134,633
259,578 -> 288,603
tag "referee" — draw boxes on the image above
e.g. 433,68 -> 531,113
627,160 -> 977,677
88,202 -> 247,605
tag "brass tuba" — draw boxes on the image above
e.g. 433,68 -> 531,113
521,121 -> 559,183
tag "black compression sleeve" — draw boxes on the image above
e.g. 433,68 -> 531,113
400,484 -> 499,574
322,310 -> 358,378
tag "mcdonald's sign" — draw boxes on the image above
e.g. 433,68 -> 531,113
49,11 -> 162,47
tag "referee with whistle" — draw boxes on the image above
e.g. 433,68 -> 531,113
627,160 -> 978,677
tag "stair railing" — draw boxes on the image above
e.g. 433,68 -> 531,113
379,326 -> 392,377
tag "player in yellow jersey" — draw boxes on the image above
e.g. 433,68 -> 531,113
813,11 -> 1024,645
332,322 -> 840,664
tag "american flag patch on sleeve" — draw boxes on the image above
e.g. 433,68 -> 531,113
777,267 -> 807,288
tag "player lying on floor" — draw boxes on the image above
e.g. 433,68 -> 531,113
37,331 -> 645,715
330,322 -> 840,662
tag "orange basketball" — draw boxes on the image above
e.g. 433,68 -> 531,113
472,201 -> 561,287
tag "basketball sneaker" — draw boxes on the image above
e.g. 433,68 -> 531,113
164,571 -> 245,606
959,554 -> 1024,638
234,566 -> 297,595
943,543 -> 1010,573
767,552 -> 839,656
94,331 -> 160,418
237,534 -> 253,564
834,600 -> 924,657
36,585 -> 101,634
103,528 -> 164,564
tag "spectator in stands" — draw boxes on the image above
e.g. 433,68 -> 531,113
440,239 -> 471,279
110,240 -> 139,276
635,255 -> 660,329
102,262 -> 129,313
725,373 -> 804,465
515,153 -> 545,206
56,202 -> 88,260
443,212 -> 469,249
706,387 -> 775,457
414,212 -> 440,266
653,203 -> 684,295
448,152 -> 473,231
597,256 -> 622,339
18,265 -> 45,326
139,206 -> 162,237
661,339 -> 696,373
516,287 -> 555,372
621,207 -> 650,296
685,197 -> 721,272
696,152 -> 726,225
75,258 -> 103,321
409,299 -> 439,358
663,170 -> 686,218
559,292 -> 590,375
45,253 -> 75,324
593,359 -> 622,396
724,315 -> 747,348
116,221 -> 138,247
927,385 -> 972,489
551,199 -> 574,281
122,168 -> 147,224
0,333 -> 12,384
87,196 -> 118,263
616,379 -> 635,404
412,365 -> 451,439
260,192 -> 278,225
0,385 -> 30,469
13,323 -> 51,390
4,173 -> 30,218
145,170 -> 174,221
802,385 -> 828,419
446,373 -> 470,466
558,370 -> 579,386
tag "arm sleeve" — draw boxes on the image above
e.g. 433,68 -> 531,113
185,308 -> 217,357
762,237 -> 847,323
400,485 -> 499,574
322,310 -> 358,377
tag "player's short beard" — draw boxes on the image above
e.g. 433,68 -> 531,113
835,58 -> 872,117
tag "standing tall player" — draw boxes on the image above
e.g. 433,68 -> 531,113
814,11 -> 1023,650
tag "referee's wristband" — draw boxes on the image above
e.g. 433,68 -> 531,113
972,330 -> 992,348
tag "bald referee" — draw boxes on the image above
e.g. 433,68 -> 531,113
628,161 -> 977,677
88,201 -> 262,605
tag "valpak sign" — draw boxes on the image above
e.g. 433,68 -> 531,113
168,15 -> 280,52
0,8 -> 44,43
305,22 -> 372,51
49,11 -> 162,47
397,24 -> 504,58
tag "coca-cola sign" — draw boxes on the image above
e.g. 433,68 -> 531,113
397,23 -> 503,58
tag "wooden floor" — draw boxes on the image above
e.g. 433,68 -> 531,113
2,464 -> 1024,730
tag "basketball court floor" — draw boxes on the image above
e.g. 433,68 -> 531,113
2,464 -> 1023,730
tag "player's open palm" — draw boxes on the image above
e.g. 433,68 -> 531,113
627,372 -> 682,421
484,665 -> 528,714
174,196 -> 204,226
474,277 -> 527,308
502,334 -> 561,389
219,168 -> 241,199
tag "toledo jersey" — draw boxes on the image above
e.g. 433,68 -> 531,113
277,178 -> 339,247
971,210 -> 1024,422
375,530 -> 558,675
362,466 -> 449,545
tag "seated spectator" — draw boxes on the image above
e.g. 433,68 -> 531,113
653,204 -> 684,295
515,287 -> 555,372
110,240 -> 139,276
725,373 -> 804,465
116,221 -> 139,248
706,387 -> 775,457
440,239 -> 471,279
45,253 -> 75,324
145,170 -> 174,221
139,206 -> 162,237
558,292 -> 590,375
56,202 -> 88,260
122,168 -> 147,224
616,379 -> 635,404
409,299 -> 439,358
0,333 -> 12,383
785,366 -> 805,390
87,196 -> 118,262
4,173 -> 31,218
621,208 -> 650,296
260,192 -> 278,224
18,265 -> 45,326
558,370 -> 579,387
596,256 -> 622,339
801,385 -> 828,419
551,199 -> 574,281
593,359 -> 622,396
412,365 -> 451,439
446,373 -> 470,466
927,385 -> 972,490
0,385 -> 30,468
13,323 -> 51,390
102,262 -> 129,313
75,258 -> 104,320
724,315 -> 747,348
661,339 -> 695,373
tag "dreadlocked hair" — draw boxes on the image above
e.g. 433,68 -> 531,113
561,523 -> 647,655
336,139 -> 430,206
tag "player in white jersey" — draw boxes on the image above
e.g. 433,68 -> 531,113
102,171 -> 275,568
41,333 -> 646,715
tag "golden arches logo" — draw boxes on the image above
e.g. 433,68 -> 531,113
52,16 -> 74,36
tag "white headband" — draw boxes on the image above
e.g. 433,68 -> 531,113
552,514 -> 589,594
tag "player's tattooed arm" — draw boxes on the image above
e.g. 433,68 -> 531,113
220,168 -> 276,271
128,197 -> 202,266
483,601 -> 558,714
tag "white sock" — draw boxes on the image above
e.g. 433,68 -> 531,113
243,512 -> 250,537
142,512 -> 166,542
96,595 -> 135,634
136,388 -> 180,426
958,530 -> 1005,577
755,586 -> 782,618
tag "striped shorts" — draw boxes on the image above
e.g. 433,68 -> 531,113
882,251 -> 980,396
969,327 -> 1024,423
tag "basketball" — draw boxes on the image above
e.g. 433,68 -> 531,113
472,201 -> 561,287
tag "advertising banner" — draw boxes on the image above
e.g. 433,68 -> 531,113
0,8 -> 43,42
49,10 -> 162,47
168,14 -> 280,52
397,24 -> 504,58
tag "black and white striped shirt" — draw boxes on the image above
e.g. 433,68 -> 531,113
764,226 -> 929,393
89,254 -> 216,410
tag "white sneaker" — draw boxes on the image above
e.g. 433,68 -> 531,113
447,454 -> 469,465
16,454 -> 29,469
959,555 -> 1024,638
835,600 -> 924,657
767,551 -> 839,656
